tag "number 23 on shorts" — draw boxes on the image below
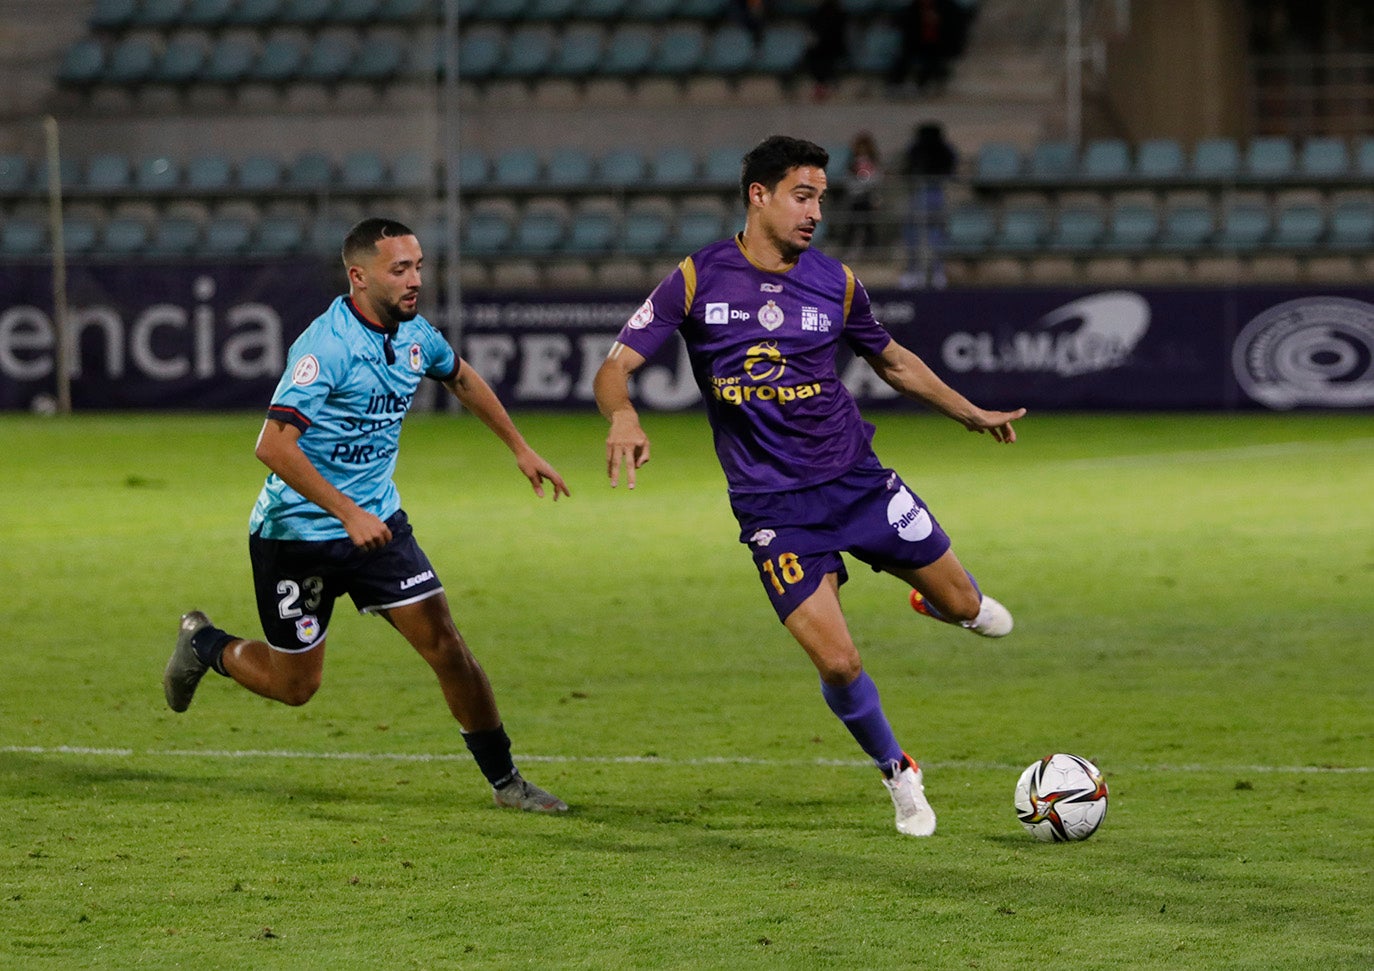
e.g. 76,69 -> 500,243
760,552 -> 805,594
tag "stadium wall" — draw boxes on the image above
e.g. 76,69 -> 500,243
2,262 -> 1372,412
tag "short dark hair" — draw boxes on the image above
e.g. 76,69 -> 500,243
739,136 -> 829,205
342,217 -> 415,266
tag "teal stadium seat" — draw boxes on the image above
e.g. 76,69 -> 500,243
701,146 -> 743,188
59,39 -> 107,87
545,148 -> 595,188
186,155 -> 233,192
1327,199 -> 1374,250
630,0 -> 679,18
351,33 -> 405,81
851,23 -> 900,74
278,0 -> 334,26
62,214 -> 101,255
333,0 -> 383,23
458,26 -> 505,82
1027,139 -> 1077,183
973,142 -> 1020,183
253,34 -> 309,82
106,36 -> 160,84
0,154 -> 29,193
340,151 -> 386,190
649,147 -> 696,188
549,26 -> 602,77
599,25 -> 655,76
1243,136 -> 1296,181
1191,137 -> 1240,180
1047,206 -> 1104,252
512,205 -> 567,256
0,218 -> 46,258
146,216 -> 202,256
253,215 -> 306,255
491,149 -> 541,189
1101,202 -> 1159,251
132,0 -> 188,29
305,214 -> 355,255
655,24 -> 707,76
1215,201 -> 1270,250
203,36 -> 258,83
670,203 -> 726,252
757,23 -> 808,75
378,0 -> 435,19
676,0 -> 727,15
154,34 -> 210,83
32,156 -> 82,192
1135,137 -> 1184,181
236,154 -> 285,191
199,214 -> 253,256
301,32 -> 357,82
226,0 -> 283,25
620,203 -> 671,255
1080,139 -> 1130,181
89,0 -> 138,30
1356,137 -> 1374,177
100,217 -> 151,257
702,25 -> 755,76
579,0 -> 630,17
943,203 -> 995,254
499,25 -> 557,78
463,207 -> 515,258
1159,201 -> 1213,249
457,150 -> 489,189
183,0 -> 237,27
994,204 -> 1049,252
1270,202 -> 1324,249
135,155 -> 181,192
524,0 -> 579,19
86,153 -> 133,191
390,151 -> 431,190
596,148 -> 647,187
287,152 -> 334,191
562,203 -> 617,255
482,0 -> 530,21
1298,137 -> 1349,179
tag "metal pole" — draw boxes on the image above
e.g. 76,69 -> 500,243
43,115 -> 72,416
1065,0 -> 1082,146
442,0 -> 462,360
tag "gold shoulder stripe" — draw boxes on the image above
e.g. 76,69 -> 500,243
842,263 -> 856,324
680,256 -> 698,317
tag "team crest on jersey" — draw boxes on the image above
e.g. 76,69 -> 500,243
292,354 -> 320,386
758,300 -> 785,331
295,615 -> 320,644
627,298 -> 654,330
408,342 -> 423,372
750,528 -> 777,547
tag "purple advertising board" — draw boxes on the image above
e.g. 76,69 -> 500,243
3,262 -> 1373,412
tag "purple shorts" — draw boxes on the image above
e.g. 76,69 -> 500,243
730,458 -> 951,622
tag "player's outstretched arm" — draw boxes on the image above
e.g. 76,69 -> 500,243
865,340 -> 1026,444
593,342 -> 651,489
443,360 -> 571,500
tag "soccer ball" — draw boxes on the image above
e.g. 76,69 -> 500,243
1013,753 -> 1108,842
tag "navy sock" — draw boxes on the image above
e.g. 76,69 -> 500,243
462,724 -> 518,789
820,671 -> 906,775
189,625 -> 235,677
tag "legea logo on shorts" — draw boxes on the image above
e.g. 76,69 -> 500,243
887,487 -> 933,542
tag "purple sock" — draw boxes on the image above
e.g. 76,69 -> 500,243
820,671 -> 905,773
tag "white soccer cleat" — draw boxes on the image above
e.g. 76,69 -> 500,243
883,762 -> 937,837
493,774 -> 569,813
961,594 -> 1013,638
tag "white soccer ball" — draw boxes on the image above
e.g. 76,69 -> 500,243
1014,753 -> 1109,842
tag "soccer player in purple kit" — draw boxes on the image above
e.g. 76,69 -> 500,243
593,136 -> 1025,836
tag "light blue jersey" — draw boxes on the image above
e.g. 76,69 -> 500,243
249,295 -> 457,540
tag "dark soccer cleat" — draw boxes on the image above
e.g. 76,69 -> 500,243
163,610 -> 213,712
493,774 -> 568,813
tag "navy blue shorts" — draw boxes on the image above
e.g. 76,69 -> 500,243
730,459 -> 951,622
248,509 -> 443,652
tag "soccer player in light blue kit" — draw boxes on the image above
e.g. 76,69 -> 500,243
164,218 -> 569,813
595,137 -> 1024,836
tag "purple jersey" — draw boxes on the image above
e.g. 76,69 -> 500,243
614,235 -> 894,493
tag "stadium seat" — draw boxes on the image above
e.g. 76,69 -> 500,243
154,33 -> 210,83
287,152 -> 334,191
301,32 -> 357,82
596,148 -> 647,187
1298,137 -> 1349,179
993,204 -> 1049,251
599,25 -> 655,76
253,33 -> 309,82
851,22 -> 900,74
202,35 -> 258,83
305,214 -> 356,256
105,36 -> 160,84
183,0 -> 237,26
1080,139 -> 1130,182
491,149 -> 541,189
524,0 -> 579,18
1269,201 -> 1324,249
1158,201 -> 1214,249
1100,202 -> 1159,251
1047,205 -> 1104,252
463,205 -> 515,257
332,0 -> 383,23
31,157 -> 82,192
756,22 -> 808,75
89,0 -> 138,30
350,33 -> 405,81
1243,136 -> 1296,181
377,0 -> 435,19
100,217 -> 151,256
1135,137 -> 1184,181
58,39 -> 107,87
562,200 -> 617,256
236,154 -> 285,191
390,151 -> 432,190
0,218 -> 46,258
185,154 -> 233,192
457,25 -> 505,82
62,214 -> 101,255
1215,201 -> 1270,250
1356,137 -> 1374,177
146,216 -> 203,256
675,0 -> 727,15
1027,139 -> 1077,183
620,201 -> 672,254
252,214 -> 306,255
701,24 -> 754,75
0,154 -> 29,193
457,150 -> 489,189
670,201 -> 727,252
199,214 -> 254,256
498,25 -> 557,78
548,25 -> 603,77
1327,198 -> 1374,250
339,150 -> 387,191
226,0 -> 283,25
512,203 -> 567,256
625,0 -> 678,19
700,146 -> 743,188
654,24 -> 707,77
278,0 -> 333,26
131,0 -> 188,29
973,142 -> 1020,183
85,153 -> 133,191
482,0 -> 529,20
1191,137 -> 1240,181
942,203 -> 995,255
544,148 -> 595,188
578,0 -> 629,17
648,147 -> 697,188
134,155 -> 181,192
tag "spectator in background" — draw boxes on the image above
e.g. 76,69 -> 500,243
730,0 -> 768,44
888,0 -> 976,92
804,0 -> 849,101
845,131 -> 883,252
901,121 -> 958,289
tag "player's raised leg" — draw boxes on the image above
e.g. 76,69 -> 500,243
381,593 -> 567,813
783,574 -> 936,836
164,609 -> 330,710
892,549 -> 1013,638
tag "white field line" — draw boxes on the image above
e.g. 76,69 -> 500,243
1058,437 -> 1374,470
0,745 -> 1368,774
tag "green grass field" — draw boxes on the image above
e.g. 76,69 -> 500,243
1,409 -> 1371,970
